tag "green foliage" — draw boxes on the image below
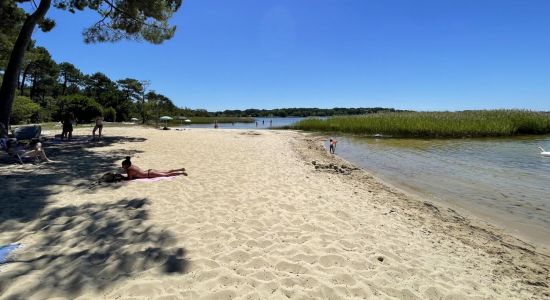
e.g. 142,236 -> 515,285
58,62 -> 83,95
145,90 -> 178,124
20,46 -> 59,100
0,0 -> 183,127
54,0 -> 182,44
37,107 -> 52,123
84,72 -> 118,104
56,94 -> 103,123
0,1 -> 26,71
103,107 -> 117,122
117,78 -> 143,102
11,96 -> 41,124
292,110 -> 550,137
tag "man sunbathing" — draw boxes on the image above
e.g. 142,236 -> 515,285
122,156 -> 187,179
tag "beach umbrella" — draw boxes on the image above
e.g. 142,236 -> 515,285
160,116 -> 173,127
177,116 -> 186,125
184,119 -> 191,123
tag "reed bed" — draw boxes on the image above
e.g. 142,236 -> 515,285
291,110 -> 550,137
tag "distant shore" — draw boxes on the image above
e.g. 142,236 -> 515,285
0,126 -> 548,299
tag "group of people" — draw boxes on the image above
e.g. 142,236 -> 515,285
2,121 -> 188,180
1,114 -> 107,164
255,119 -> 273,128
61,114 -> 104,141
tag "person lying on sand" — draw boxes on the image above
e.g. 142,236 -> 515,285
122,156 -> 187,180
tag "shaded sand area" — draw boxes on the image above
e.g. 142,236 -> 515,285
0,127 -> 548,299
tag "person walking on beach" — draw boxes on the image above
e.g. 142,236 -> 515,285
122,156 -> 187,179
329,139 -> 337,154
61,112 -> 74,141
92,115 -> 103,140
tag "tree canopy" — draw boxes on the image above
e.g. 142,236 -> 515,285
0,0 -> 183,126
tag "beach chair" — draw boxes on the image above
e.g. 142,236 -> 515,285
0,138 -> 24,164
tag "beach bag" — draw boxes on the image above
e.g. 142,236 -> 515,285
100,172 -> 124,183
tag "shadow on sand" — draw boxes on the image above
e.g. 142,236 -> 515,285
0,198 -> 187,299
0,135 -> 146,224
0,136 -> 188,298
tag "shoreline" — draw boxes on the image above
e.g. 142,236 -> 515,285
1,127 -> 548,299
295,132 -> 550,254
306,131 -> 550,255
331,154 -> 550,255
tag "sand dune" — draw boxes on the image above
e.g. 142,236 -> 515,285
0,127 -> 548,299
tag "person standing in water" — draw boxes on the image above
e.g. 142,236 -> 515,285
329,139 -> 337,154
92,115 -> 103,140
269,119 -> 272,128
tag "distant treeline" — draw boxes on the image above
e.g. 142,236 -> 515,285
209,107 -> 403,117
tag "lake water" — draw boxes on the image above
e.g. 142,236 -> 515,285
180,117 -> 305,129
332,135 -> 550,249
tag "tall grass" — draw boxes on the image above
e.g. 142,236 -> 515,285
291,110 -> 550,137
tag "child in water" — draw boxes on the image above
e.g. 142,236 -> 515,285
329,139 -> 337,154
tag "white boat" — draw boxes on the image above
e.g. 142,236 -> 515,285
538,147 -> 550,157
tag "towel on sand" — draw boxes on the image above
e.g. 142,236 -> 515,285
0,243 -> 21,264
131,176 -> 179,183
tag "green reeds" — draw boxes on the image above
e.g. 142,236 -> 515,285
291,110 -> 550,137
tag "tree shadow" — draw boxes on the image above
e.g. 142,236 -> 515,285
0,198 -> 187,299
0,135 -> 146,225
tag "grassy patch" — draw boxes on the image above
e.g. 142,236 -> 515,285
291,110 -> 550,137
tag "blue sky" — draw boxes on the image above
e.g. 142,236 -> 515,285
31,0 -> 550,111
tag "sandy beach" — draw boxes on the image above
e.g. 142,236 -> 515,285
0,126 -> 548,299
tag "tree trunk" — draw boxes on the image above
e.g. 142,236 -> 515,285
17,70 -> 21,94
20,62 -> 32,95
0,0 -> 51,126
62,75 -> 67,96
30,76 -> 36,99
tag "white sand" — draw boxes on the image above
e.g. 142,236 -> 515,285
0,127 -> 548,299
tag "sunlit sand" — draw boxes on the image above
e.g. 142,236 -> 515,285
0,127 -> 548,299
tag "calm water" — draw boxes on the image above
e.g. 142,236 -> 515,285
333,135 -> 550,248
180,117 -> 305,129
